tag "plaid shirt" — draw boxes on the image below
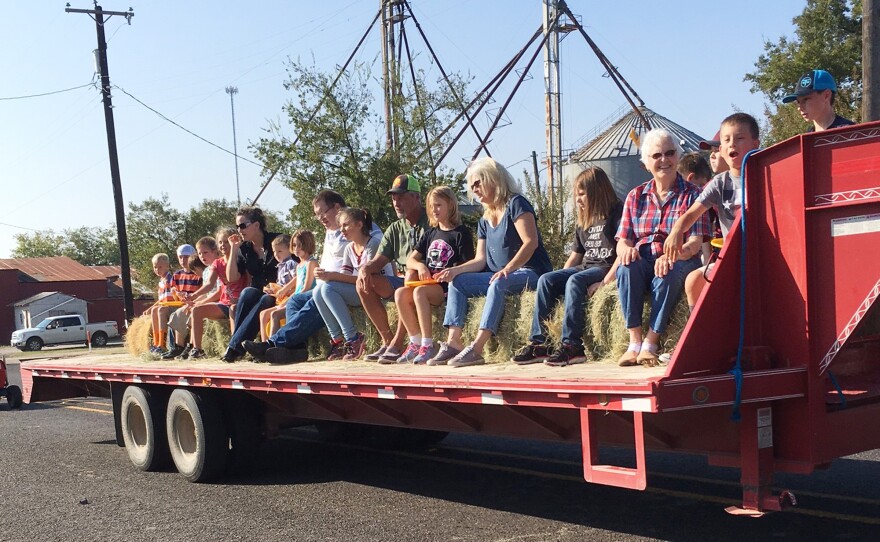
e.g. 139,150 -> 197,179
616,174 -> 710,257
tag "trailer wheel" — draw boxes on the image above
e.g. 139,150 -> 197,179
5,385 -> 23,410
90,331 -> 108,347
25,337 -> 43,351
166,389 -> 228,482
120,386 -> 169,471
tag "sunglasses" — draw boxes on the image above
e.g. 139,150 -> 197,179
469,179 -> 482,191
236,221 -> 253,230
650,149 -> 676,161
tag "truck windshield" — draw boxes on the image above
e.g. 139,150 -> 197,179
36,319 -> 50,329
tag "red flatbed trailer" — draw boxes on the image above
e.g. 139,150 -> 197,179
19,122 -> 880,516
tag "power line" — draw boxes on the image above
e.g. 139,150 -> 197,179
0,220 -> 42,232
0,82 -> 95,101
114,85 -> 264,168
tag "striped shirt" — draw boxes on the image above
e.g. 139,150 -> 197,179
157,271 -> 174,302
276,257 -> 297,287
170,269 -> 202,295
616,174 -> 710,257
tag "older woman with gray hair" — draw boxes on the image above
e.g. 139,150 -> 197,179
615,129 -> 710,367
428,157 -> 552,368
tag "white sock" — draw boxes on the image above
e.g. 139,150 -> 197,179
409,335 -> 422,345
641,340 -> 658,354
421,337 -> 433,347
627,342 -> 641,353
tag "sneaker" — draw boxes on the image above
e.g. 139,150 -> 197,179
265,346 -> 309,364
177,344 -> 193,360
326,339 -> 346,361
545,343 -> 587,367
637,349 -> 661,367
342,332 -> 366,360
161,344 -> 186,360
377,346 -> 404,365
364,345 -> 388,362
243,340 -> 273,362
188,348 -> 207,360
449,345 -> 485,368
396,343 -> 420,364
412,344 -> 436,365
426,342 -> 461,366
658,346 -> 675,365
220,348 -> 244,363
511,342 -> 551,365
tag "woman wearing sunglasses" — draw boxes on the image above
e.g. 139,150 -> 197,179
222,206 -> 284,362
615,129 -> 710,367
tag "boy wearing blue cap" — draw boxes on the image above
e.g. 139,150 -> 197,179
782,69 -> 854,132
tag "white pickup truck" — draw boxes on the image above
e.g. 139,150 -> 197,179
10,314 -> 119,351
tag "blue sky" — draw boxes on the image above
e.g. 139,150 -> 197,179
0,0 -> 806,258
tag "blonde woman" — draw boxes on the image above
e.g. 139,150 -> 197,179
512,167 -> 622,367
429,158 -> 551,368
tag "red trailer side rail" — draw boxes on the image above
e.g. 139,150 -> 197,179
18,121 -> 880,515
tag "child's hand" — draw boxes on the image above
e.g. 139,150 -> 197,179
228,234 -> 242,250
418,264 -> 431,281
663,230 -> 683,262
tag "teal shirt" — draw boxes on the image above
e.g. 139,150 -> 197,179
378,208 -> 430,274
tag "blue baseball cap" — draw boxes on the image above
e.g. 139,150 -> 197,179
782,70 -> 838,103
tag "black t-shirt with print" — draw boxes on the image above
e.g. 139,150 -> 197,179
414,225 -> 476,275
573,201 -> 623,270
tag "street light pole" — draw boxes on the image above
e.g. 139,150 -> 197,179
225,86 -> 241,205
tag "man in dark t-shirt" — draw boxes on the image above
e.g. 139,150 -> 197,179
782,69 -> 855,133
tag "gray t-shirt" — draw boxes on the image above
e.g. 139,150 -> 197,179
697,171 -> 742,238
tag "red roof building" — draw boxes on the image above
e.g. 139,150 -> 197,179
0,256 -> 152,340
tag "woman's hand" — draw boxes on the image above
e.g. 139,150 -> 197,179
490,266 -> 511,283
356,266 -> 373,293
434,266 -> 458,283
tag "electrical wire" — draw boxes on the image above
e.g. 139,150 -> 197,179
114,85 -> 264,168
0,82 -> 95,101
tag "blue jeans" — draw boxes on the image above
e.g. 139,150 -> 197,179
269,290 -> 322,349
312,281 -> 362,341
616,254 -> 700,334
443,269 -> 540,334
228,287 -> 276,352
529,266 -> 606,347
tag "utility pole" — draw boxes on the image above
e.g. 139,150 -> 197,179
543,0 -> 562,209
225,86 -> 241,205
66,3 -> 135,323
864,0 -> 880,122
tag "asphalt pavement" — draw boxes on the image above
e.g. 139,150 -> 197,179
2,360 -> 880,541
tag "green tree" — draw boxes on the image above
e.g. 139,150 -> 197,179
521,170 -> 573,269
12,227 -> 119,265
253,58 -> 470,235
745,0 -> 862,145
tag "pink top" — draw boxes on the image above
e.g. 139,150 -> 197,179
211,258 -> 249,306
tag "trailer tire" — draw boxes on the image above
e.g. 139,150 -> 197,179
5,385 -> 23,410
120,386 -> 169,471
90,331 -> 108,347
166,389 -> 228,482
25,337 -> 43,351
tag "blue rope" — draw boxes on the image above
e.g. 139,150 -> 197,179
730,149 -> 760,422
827,370 -> 847,407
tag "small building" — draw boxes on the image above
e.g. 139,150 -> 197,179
564,106 -> 706,199
12,292 -> 89,330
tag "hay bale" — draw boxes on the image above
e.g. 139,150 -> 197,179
202,319 -> 232,357
125,315 -> 152,357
